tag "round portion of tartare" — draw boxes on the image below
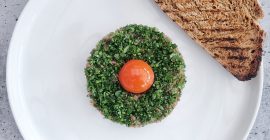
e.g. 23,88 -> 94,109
85,24 -> 186,126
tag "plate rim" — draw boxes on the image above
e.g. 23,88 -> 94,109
6,1 -> 42,140
6,0 -> 264,140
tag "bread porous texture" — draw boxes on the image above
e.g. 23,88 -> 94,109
155,0 -> 264,81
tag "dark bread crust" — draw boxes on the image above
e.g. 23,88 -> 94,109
155,0 -> 264,81
237,50 -> 261,80
235,29 -> 264,81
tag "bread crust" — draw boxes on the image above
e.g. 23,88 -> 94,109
155,0 -> 265,81
243,0 -> 264,19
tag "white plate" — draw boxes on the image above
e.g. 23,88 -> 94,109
7,0 -> 263,140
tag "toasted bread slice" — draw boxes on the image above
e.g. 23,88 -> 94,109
155,0 -> 264,81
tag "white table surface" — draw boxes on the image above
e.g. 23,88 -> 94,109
0,0 -> 269,140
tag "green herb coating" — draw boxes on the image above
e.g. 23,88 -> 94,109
85,24 -> 186,126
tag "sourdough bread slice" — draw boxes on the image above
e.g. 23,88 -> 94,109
155,0 -> 264,81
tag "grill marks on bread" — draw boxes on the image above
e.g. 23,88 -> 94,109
155,0 -> 264,80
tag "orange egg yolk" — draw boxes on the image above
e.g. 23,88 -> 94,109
118,60 -> 154,94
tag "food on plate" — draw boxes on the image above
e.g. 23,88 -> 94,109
118,60 -> 155,94
85,24 -> 186,126
155,0 -> 265,81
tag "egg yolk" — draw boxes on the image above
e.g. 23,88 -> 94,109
118,60 -> 154,94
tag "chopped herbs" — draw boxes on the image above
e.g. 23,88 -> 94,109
85,24 -> 186,126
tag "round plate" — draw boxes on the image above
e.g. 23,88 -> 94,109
7,0 -> 263,140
